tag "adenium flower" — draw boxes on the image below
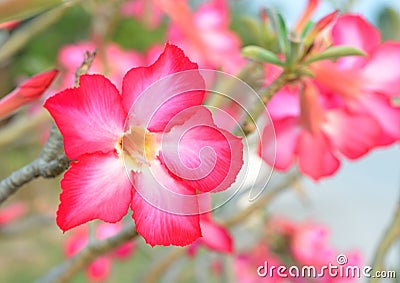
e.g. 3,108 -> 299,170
188,212 -> 233,256
0,69 -> 58,120
45,44 -> 243,246
158,0 -> 245,73
58,41 -> 143,89
0,202 -> 27,226
65,223 -> 134,282
260,10 -> 400,180
121,0 -> 164,29
261,81 -> 380,180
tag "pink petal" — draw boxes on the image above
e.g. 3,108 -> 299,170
0,202 -> 27,225
199,215 -> 232,253
362,42 -> 400,97
297,131 -> 340,180
0,69 -> 58,120
44,75 -> 126,160
87,257 -> 111,282
64,226 -> 88,257
122,44 -> 205,132
322,109 -> 380,159
332,15 -> 380,68
357,94 -> 400,145
260,117 -> 301,171
160,107 -> 243,193
130,160 -> 201,246
57,153 -> 132,232
267,88 -> 300,119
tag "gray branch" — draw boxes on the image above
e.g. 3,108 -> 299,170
0,124 -> 70,204
36,224 -> 138,283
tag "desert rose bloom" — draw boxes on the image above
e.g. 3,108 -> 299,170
261,82 -> 380,180
188,212 -> 233,256
45,44 -> 243,246
121,0 -> 164,29
58,41 -> 143,89
0,202 -> 27,226
158,0 -> 245,73
260,13 -> 400,180
65,223 -> 134,282
312,15 -> 400,146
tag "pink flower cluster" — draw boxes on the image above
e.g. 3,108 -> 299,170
235,218 -> 362,283
260,12 -> 400,180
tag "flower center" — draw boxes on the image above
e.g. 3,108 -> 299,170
116,126 -> 159,172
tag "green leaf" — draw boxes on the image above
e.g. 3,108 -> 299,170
304,45 -> 366,64
265,9 -> 288,55
241,45 -> 284,66
0,0 -> 63,23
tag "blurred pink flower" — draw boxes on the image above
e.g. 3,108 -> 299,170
158,0 -> 245,73
0,202 -> 27,226
235,243 -> 285,283
188,212 -> 233,256
58,41 -> 143,89
260,14 -> 400,180
0,69 -> 58,120
65,223 -> 134,282
45,44 -> 243,246
121,0 -> 164,29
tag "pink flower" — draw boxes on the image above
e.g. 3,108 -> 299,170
121,0 -> 164,29
0,202 -> 27,226
58,41 -> 144,89
0,69 -> 58,120
45,44 -> 243,246
158,0 -> 245,73
260,14 -> 400,180
312,15 -> 400,146
235,243 -> 284,283
65,223 -> 134,282
188,212 -> 233,256
261,81 -> 380,180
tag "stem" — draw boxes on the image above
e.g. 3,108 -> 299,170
142,248 -> 188,283
222,171 -> 300,227
0,124 -> 69,204
369,197 -> 400,283
235,72 -> 288,136
35,225 -> 138,283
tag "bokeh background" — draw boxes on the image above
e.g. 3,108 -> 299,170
0,0 -> 399,282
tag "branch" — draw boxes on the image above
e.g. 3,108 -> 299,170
369,194 -> 400,283
222,171 -> 301,227
35,224 -> 138,283
0,124 -> 69,204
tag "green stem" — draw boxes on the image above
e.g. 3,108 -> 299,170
235,71 -> 289,136
369,200 -> 400,283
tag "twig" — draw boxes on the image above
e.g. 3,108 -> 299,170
35,224 -> 138,283
235,72 -> 289,136
0,124 -> 69,204
0,215 -> 53,237
369,195 -> 400,283
142,248 -> 188,283
222,171 -> 300,227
